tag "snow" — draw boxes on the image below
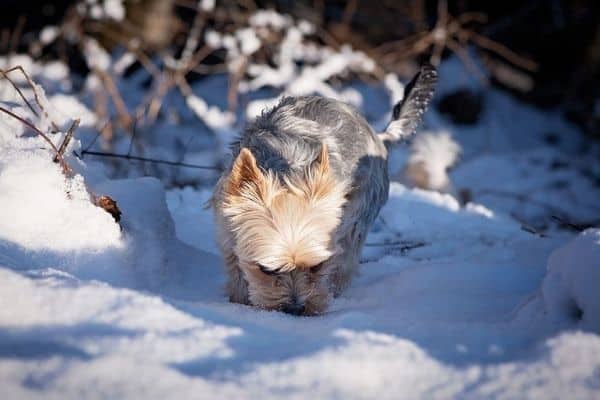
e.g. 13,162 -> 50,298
236,28 -> 261,55
402,131 -> 461,192
0,48 -> 599,398
199,0 -> 215,12
39,26 -> 59,45
185,94 -> 235,131
540,229 -> 600,332
204,30 -> 222,48
249,10 -> 292,30
103,0 -> 125,21
82,38 -> 111,72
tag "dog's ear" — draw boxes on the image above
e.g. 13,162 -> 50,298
225,148 -> 264,197
311,143 -> 330,176
304,144 -> 338,201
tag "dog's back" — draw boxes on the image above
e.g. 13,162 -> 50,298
233,96 -> 386,180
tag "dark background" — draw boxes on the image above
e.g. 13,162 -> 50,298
1,0 -> 598,136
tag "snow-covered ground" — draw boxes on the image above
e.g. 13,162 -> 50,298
1,50 -> 599,399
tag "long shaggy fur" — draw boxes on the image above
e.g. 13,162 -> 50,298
212,65 -> 437,315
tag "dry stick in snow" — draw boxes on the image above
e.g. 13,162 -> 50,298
80,149 -> 221,170
0,69 -> 39,118
1,65 -> 60,132
0,105 -> 70,173
54,118 -> 80,162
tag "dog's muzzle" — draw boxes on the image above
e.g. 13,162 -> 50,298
282,299 -> 305,316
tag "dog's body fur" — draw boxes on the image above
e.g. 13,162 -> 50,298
212,65 -> 437,315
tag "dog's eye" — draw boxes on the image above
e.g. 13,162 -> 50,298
311,262 -> 324,274
257,263 -> 279,276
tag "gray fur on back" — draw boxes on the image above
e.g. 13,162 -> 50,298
230,95 -> 390,234
232,97 -> 383,178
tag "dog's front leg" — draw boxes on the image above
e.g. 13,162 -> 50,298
330,222 -> 366,297
216,220 -> 250,304
223,248 -> 250,304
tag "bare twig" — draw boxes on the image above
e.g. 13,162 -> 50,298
126,119 -> 138,157
0,69 -> 39,118
179,8 -> 205,70
93,68 -> 133,130
54,118 -> 80,162
372,0 -> 537,76
0,105 -> 70,173
8,16 -> 26,55
0,29 -> 9,53
227,56 -> 248,111
80,149 -> 221,170
341,0 -> 358,27
2,65 -> 60,132
466,30 -> 538,71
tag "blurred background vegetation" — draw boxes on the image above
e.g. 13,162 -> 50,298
1,0 -> 597,137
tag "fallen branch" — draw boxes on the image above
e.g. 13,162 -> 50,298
79,149 -> 221,170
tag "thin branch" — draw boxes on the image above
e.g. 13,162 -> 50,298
80,150 -> 221,170
8,15 -> 26,55
446,39 -> 488,83
126,119 -> 138,157
179,9 -> 205,70
93,67 -> 133,130
85,21 -> 161,79
0,105 -> 70,172
54,118 -> 80,162
341,0 -> 358,27
466,30 -> 538,71
0,69 -> 39,118
2,65 -> 60,132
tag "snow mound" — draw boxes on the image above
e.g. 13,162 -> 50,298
0,99 -> 123,273
541,229 -> 600,332
0,90 -> 219,292
403,131 -> 461,193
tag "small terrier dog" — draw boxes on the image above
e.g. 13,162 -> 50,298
212,65 -> 437,315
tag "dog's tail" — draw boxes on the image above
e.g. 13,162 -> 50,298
379,64 -> 438,148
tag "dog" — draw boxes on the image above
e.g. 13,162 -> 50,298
211,65 -> 437,315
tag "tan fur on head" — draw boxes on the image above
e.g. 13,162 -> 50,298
220,145 -> 347,313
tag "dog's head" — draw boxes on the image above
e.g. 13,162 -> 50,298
221,144 -> 347,315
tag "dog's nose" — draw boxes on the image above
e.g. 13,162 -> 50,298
282,302 -> 305,316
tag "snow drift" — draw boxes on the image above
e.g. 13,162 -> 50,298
0,50 -> 599,398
